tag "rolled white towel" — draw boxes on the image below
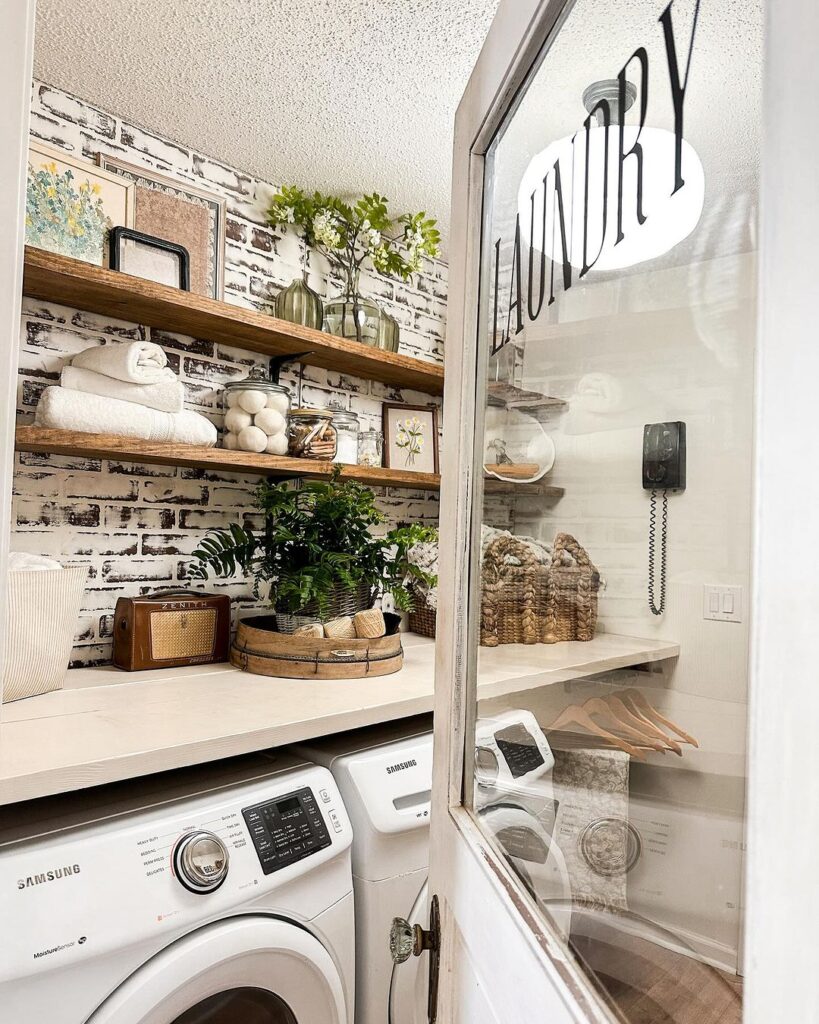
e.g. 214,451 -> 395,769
36,387 -> 217,447
61,365 -> 185,414
72,341 -> 174,384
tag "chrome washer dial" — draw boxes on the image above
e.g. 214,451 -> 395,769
173,830 -> 229,894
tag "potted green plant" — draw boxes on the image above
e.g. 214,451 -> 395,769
266,187 -> 440,348
188,470 -> 437,633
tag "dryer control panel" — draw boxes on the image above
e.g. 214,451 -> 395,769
242,787 -> 332,874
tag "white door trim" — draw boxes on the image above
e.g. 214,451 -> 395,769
430,1 -> 609,1020
744,1 -> 819,1019
0,1 -> 35,712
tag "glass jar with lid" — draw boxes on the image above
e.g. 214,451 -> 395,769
288,409 -> 338,460
222,366 -> 291,455
358,429 -> 383,468
329,407 -> 360,464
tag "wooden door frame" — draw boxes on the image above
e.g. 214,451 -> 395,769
0,1 -> 36,710
431,0 -> 818,1020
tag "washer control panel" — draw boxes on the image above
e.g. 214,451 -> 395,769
242,787 -> 331,874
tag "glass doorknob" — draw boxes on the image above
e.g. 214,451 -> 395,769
390,917 -> 416,964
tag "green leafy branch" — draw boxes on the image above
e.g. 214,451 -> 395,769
266,186 -> 441,289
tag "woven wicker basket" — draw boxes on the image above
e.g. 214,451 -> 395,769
274,581 -> 373,634
480,532 -> 599,647
408,601 -> 437,639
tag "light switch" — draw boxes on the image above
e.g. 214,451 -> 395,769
703,585 -> 743,623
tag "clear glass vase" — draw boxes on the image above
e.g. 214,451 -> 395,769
275,270 -> 324,330
378,307 -> 400,353
322,269 -> 381,346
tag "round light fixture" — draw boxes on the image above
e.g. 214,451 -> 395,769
517,80 -> 705,272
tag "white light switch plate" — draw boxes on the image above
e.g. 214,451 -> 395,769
703,584 -> 743,623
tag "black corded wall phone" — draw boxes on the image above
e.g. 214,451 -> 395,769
642,422 -> 686,616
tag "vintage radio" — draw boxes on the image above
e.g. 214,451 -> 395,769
112,589 -> 231,671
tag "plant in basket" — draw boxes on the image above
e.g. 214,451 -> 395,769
188,469 -> 437,632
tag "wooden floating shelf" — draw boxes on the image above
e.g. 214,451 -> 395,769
487,380 -> 568,418
15,426 -> 441,492
483,475 -> 564,498
16,429 -> 565,498
22,247 -> 444,395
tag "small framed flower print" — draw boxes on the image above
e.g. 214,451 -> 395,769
382,403 -> 440,475
25,142 -> 135,265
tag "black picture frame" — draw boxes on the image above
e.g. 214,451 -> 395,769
108,227 -> 191,291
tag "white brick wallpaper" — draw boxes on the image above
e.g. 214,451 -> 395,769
15,81 -> 447,666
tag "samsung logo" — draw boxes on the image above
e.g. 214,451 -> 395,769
17,864 -> 81,890
386,759 -> 417,774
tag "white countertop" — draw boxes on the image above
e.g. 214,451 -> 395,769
0,632 -> 679,805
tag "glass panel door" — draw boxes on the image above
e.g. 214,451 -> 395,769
464,1 -> 761,1020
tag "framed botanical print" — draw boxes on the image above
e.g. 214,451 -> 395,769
25,142 -> 135,265
382,403 -> 440,474
97,155 -> 226,299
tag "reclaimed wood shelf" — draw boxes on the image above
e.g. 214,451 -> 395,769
0,632 -> 680,805
15,426 -> 441,491
487,380 -> 568,419
483,475 -> 564,498
22,247 -> 444,395
15,428 -> 567,498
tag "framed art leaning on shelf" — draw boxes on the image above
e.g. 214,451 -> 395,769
26,142 -> 135,266
382,403 -> 440,474
97,154 -> 226,299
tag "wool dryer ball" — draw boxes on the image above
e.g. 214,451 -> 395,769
238,425 -> 268,452
254,407 -> 286,436
223,431 -> 239,450
265,434 -> 289,456
224,407 -> 252,433
266,391 -> 290,414
237,389 -> 268,415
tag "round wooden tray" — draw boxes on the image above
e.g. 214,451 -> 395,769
230,613 -> 404,679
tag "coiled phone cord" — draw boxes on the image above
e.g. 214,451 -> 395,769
648,489 -> 668,616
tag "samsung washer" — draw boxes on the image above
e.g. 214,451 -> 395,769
0,753 -> 355,1024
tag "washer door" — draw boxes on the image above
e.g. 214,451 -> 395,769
87,916 -> 347,1024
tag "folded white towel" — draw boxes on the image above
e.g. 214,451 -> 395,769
8,553 -> 62,572
36,387 -> 217,447
72,341 -> 174,385
61,365 -> 185,414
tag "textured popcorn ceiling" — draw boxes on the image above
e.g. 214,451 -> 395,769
33,0 -> 501,251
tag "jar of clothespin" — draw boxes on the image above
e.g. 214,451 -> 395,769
288,409 -> 338,460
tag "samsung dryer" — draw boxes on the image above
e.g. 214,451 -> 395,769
0,752 -> 355,1024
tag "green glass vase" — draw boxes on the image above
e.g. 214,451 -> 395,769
275,272 -> 323,330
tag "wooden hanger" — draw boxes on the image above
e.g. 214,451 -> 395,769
548,703 -> 646,760
582,698 -> 670,754
607,694 -> 683,756
618,688 -> 699,748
